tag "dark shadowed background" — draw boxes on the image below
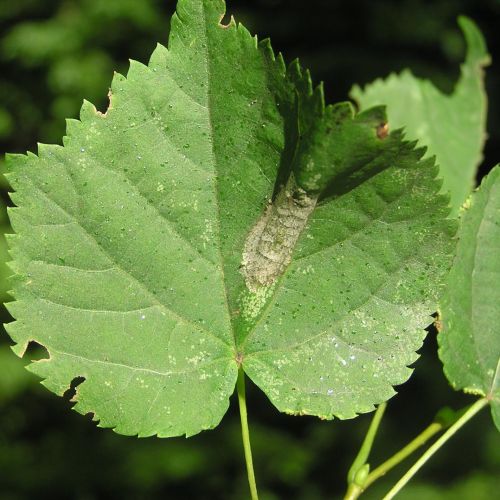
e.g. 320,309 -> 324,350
1,1 -> 499,499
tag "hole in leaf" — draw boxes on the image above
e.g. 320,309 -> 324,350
95,90 -> 113,116
63,376 -> 86,402
219,12 -> 233,28
24,340 -> 50,361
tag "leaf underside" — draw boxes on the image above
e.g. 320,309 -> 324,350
439,166 -> 500,431
4,0 -> 455,437
351,17 -> 490,217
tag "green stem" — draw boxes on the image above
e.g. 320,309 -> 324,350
363,421 -> 443,489
382,398 -> 489,500
343,402 -> 387,500
237,367 -> 259,500
344,483 -> 363,500
348,402 -> 387,482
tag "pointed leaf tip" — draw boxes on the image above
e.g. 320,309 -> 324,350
458,16 -> 491,66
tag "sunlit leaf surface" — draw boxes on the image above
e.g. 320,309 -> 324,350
5,0 -> 454,437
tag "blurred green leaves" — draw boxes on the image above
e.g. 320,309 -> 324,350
0,344 -> 31,404
0,0 -> 170,147
365,473 -> 500,500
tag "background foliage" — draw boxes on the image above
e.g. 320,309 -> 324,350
1,0 -> 499,498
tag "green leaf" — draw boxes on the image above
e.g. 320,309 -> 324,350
4,0 -> 454,437
439,166 -> 500,431
350,17 -> 490,216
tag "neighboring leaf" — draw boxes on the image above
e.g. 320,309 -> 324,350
4,0 -> 454,437
439,166 -> 500,430
350,17 -> 490,216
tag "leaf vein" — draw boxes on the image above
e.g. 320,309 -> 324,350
27,180 -> 230,349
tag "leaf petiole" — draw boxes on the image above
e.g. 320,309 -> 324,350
344,399 -> 488,499
363,421 -> 443,489
382,397 -> 489,499
237,367 -> 259,500
344,402 -> 387,500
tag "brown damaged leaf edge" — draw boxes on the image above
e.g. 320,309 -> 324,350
94,88 -> 114,118
376,122 -> 389,139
